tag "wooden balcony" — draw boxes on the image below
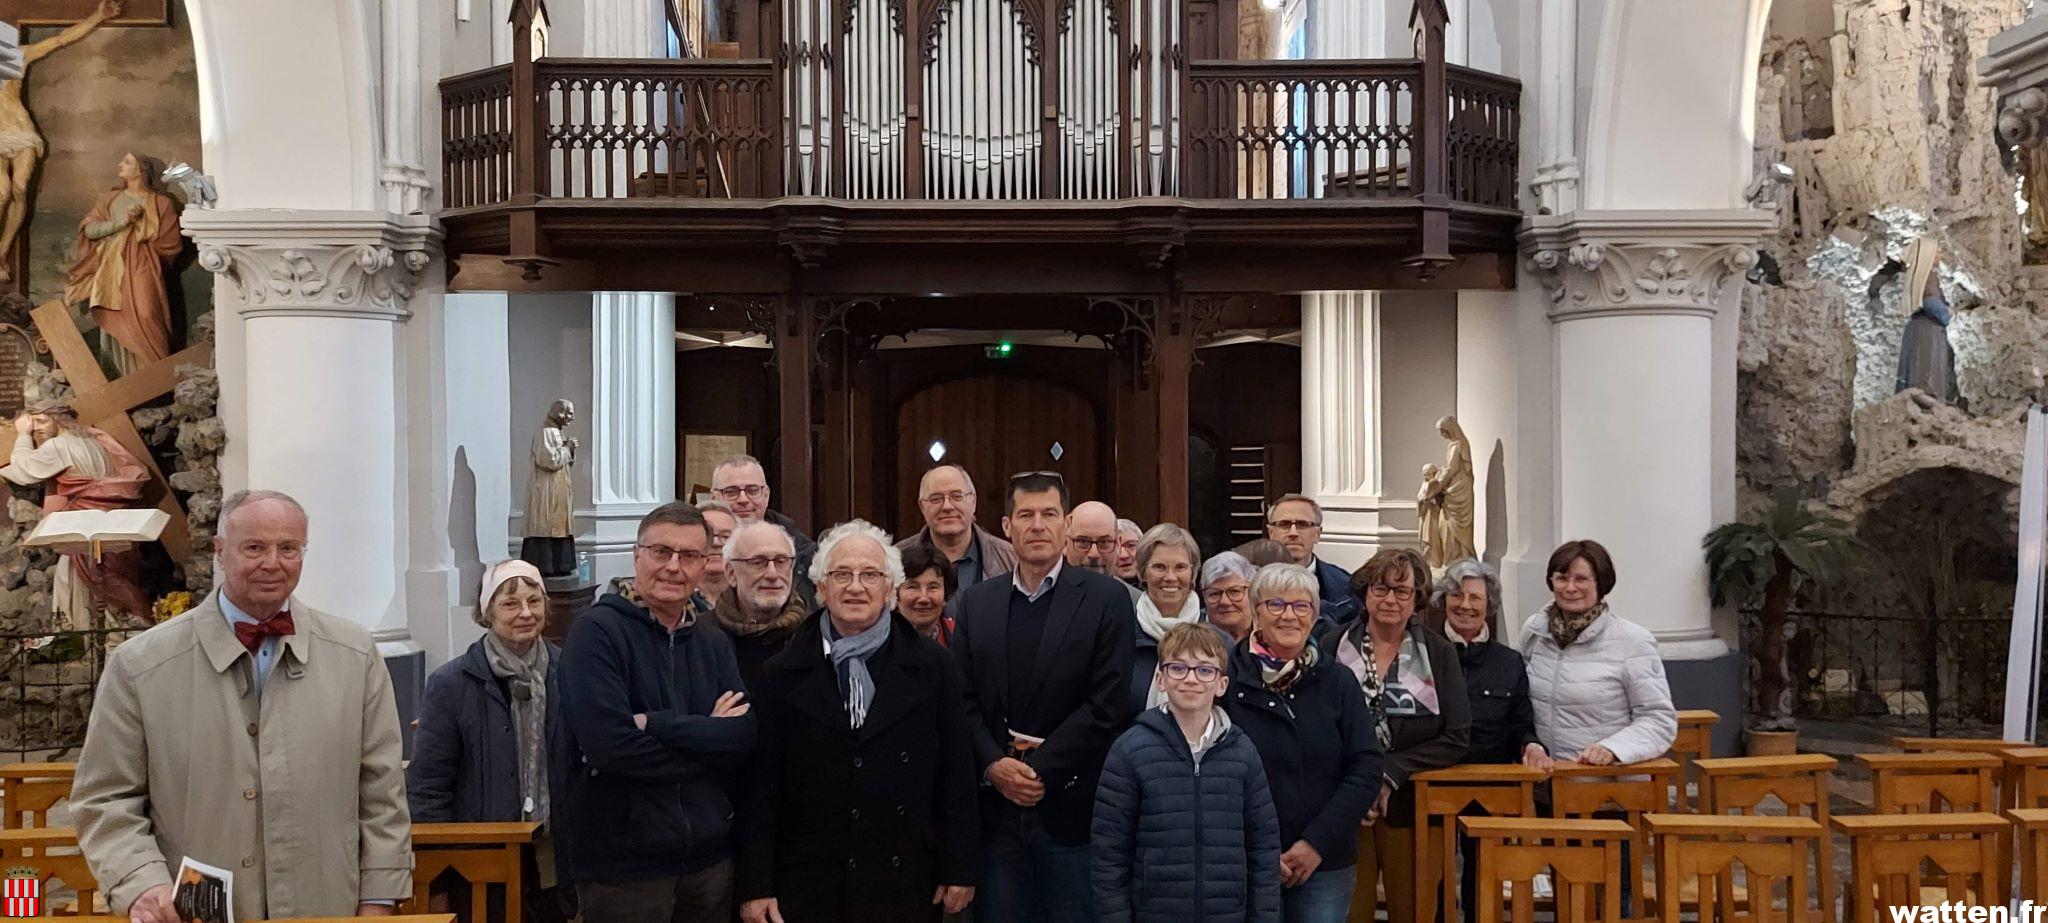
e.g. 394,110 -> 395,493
439,0 -> 1522,296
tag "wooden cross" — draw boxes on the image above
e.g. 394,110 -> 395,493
0,301 -> 210,561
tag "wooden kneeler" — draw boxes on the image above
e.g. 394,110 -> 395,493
1832,812 -> 2007,923
403,822 -> 540,923
1461,816 -> 1633,923
1645,813 -> 1824,923
1411,764 -> 1544,923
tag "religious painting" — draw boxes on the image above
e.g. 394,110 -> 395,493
682,430 -> 749,502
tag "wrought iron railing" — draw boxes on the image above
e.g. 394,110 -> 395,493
1750,609 -> 2014,738
0,627 -> 135,760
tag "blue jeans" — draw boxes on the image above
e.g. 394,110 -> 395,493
979,810 -> 1096,923
1282,865 -> 1356,923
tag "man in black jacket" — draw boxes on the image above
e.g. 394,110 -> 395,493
951,472 -> 1136,923
560,502 -> 756,923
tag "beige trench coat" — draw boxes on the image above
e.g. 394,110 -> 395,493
71,594 -> 413,920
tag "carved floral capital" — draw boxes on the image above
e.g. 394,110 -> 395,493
1518,210 -> 1775,323
184,211 -> 442,322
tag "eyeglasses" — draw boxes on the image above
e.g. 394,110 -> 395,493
825,569 -> 890,588
637,543 -> 707,565
1069,536 -> 1118,552
234,541 -> 306,562
1367,584 -> 1416,602
1266,519 -> 1322,533
714,484 -> 767,500
1160,662 -> 1224,682
1202,586 -> 1249,603
921,490 -> 974,506
734,554 -> 794,571
1260,598 -> 1315,618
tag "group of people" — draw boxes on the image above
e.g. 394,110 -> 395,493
63,455 -> 1679,923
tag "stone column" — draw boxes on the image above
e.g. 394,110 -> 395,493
1300,291 -> 1405,570
188,209 -> 440,639
582,292 -> 678,583
1522,210 -> 1774,663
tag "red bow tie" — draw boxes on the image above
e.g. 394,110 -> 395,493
234,611 -> 295,654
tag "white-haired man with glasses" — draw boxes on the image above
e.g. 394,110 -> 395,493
711,455 -> 817,605
711,520 -> 808,693
559,501 -> 757,923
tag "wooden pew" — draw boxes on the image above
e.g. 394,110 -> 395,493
1892,736 -> 2025,754
1693,753 -> 1837,918
403,821 -> 540,923
1667,710 -> 1718,811
2013,807 -> 2048,903
1549,758 -> 1679,917
1854,752 -> 1999,814
1461,816 -> 1633,923
1833,812 -> 2007,922
0,763 -> 76,831
1411,764 -> 1543,923
1644,813 -> 1824,923
0,826 -> 96,915
2004,747 -> 2048,810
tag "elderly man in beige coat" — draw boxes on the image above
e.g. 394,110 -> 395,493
72,489 -> 413,922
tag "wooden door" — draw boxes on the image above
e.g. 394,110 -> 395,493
894,374 -> 1100,537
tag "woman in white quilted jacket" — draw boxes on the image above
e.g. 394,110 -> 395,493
1516,539 -> 1677,771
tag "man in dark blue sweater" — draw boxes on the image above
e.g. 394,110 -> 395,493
951,472 -> 1136,923
559,502 -> 756,923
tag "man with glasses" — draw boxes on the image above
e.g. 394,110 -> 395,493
709,521 -> 807,692
951,472 -> 1136,923
74,490 -> 413,923
559,501 -> 756,923
711,455 -> 817,605
695,501 -> 739,606
1265,493 -> 1360,628
896,463 -> 1017,593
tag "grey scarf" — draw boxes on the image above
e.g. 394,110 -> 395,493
483,632 -> 550,824
825,615 -> 891,729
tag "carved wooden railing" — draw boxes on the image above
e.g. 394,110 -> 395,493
536,58 -> 781,199
1183,60 -> 1421,200
441,64 -> 515,210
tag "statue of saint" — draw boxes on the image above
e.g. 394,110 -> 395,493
520,399 -> 578,577
1418,415 -> 1476,570
0,0 -> 125,285
1890,237 -> 1961,405
64,151 -> 184,375
0,400 -> 153,627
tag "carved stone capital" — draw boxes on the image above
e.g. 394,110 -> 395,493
185,210 -> 442,322
1519,209 -> 1776,323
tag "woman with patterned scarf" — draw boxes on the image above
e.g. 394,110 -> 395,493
1515,539 -> 1676,767
1222,563 -> 1384,923
407,559 -> 571,922
1325,548 -> 1470,923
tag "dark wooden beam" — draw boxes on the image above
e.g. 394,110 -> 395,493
1154,298 -> 1193,526
775,294 -> 815,532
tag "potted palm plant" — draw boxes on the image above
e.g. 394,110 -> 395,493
1704,489 -> 1866,754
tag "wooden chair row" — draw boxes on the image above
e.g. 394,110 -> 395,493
0,821 -> 532,921
1463,811 -> 2025,923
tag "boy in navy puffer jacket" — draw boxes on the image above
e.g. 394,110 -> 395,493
1092,623 -> 1283,923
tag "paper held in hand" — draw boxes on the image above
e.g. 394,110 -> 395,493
172,855 -> 234,923
20,508 -> 169,560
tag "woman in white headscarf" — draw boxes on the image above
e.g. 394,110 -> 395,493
407,559 -> 570,922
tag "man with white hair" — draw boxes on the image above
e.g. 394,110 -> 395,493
897,463 -> 1017,593
72,489 -> 413,922
738,520 -> 980,923
711,455 -> 817,604
711,520 -> 808,692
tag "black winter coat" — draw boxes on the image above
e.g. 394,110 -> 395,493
558,595 -> 757,883
1455,637 -> 1539,765
1091,709 -> 1282,923
407,637 -> 565,823
737,613 -> 982,923
1220,640 -> 1383,870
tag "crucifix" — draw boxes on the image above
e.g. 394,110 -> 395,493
0,300 -> 209,562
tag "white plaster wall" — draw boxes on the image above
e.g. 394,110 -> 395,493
1456,289 -> 1550,628
1377,292 -> 1458,537
1581,0 -> 1771,209
1555,313 -> 1716,647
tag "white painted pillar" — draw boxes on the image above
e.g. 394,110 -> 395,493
1532,0 -> 1580,214
581,292 -> 678,583
1300,292 -> 1407,570
1522,210 -> 1773,658
187,210 -> 440,639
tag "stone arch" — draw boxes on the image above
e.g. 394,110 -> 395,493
1580,0 -> 1775,209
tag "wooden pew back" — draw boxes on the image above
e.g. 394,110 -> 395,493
1462,817 -> 1633,923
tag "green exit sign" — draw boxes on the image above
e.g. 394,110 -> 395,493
984,341 -> 1015,359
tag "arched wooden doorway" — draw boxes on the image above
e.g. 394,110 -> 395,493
895,374 -> 1101,535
